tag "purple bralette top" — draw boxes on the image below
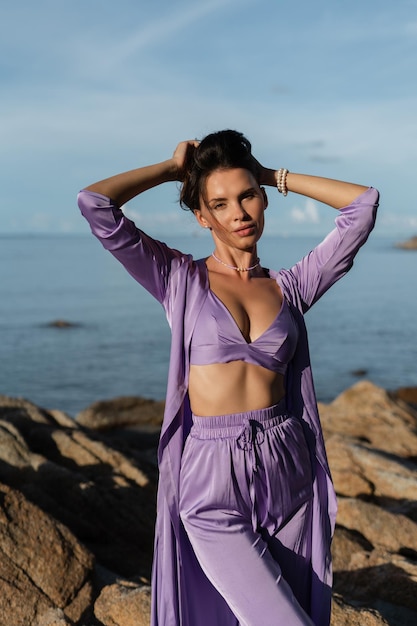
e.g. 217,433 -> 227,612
190,290 -> 299,374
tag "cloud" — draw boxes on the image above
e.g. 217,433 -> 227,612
290,199 -> 320,224
404,20 -> 417,35
112,0 -> 241,61
125,208 -> 183,224
15,212 -> 81,234
124,207 -> 197,234
378,212 -> 417,231
68,0 -> 246,84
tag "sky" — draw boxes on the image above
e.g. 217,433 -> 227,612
1,0 -> 417,237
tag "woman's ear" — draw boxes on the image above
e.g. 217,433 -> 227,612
261,187 -> 268,210
194,210 -> 211,229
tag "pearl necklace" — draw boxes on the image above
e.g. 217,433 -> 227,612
211,252 -> 260,272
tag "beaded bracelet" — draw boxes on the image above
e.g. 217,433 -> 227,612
276,168 -> 289,196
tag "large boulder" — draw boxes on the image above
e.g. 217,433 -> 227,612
0,395 -> 157,580
319,382 -> 417,625
0,482 -> 93,625
0,394 -> 158,625
319,380 -> 417,457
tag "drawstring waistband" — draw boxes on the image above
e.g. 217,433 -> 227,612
190,400 -> 290,532
236,418 -> 267,531
191,398 -> 288,438
237,418 -> 265,470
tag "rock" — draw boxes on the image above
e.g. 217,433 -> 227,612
0,483 -> 93,625
0,394 -> 158,620
332,501 -> 417,623
334,549 -> 417,615
331,594 -> 389,625
1,381 -> 417,625
76,395 -> 165,432
392,386 -> 417,412
351,368 -> 368,377
319,382 -> 417,624
35,609 -> 75,625
395,235 -> 417,250
332,526 -> 374,573
46,320 -> 80,328
327,434 -> 417,504
326,435 -> 375,498
336,498 -> 417,554
94,581 -> 151,626
319,380 -> 417,458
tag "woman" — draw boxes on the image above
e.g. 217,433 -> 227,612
78,130 -> 378,626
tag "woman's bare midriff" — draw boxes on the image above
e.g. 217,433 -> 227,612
188,361 -> 286,417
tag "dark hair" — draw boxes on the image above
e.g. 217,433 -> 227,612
180,129 -> 259,212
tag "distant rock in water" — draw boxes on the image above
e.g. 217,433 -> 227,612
46,319 -> 80,328
395,235 -> 417,250
351,368 -> 368,377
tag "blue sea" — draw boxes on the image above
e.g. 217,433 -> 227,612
1,233 -> 416,417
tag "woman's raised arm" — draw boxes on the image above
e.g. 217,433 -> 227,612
84,140 -> 199,206
259,167 -> 368,209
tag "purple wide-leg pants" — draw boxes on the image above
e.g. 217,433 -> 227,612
179,401 -> 316,626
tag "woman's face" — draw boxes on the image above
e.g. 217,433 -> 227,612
194,168 -> 268,250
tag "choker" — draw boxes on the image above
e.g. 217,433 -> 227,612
211,252 -> 260,272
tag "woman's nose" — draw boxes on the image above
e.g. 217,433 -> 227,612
232,201 -> 248,220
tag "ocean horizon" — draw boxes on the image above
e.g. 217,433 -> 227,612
2,232 -> 416,417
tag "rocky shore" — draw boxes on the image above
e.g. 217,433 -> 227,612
1,382 -> 416,626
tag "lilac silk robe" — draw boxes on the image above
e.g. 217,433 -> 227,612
78,187 -> 379,625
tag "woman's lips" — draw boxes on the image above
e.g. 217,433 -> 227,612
234,225 -> 256,237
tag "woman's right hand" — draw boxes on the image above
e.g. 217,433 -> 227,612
172,140 -> 200,181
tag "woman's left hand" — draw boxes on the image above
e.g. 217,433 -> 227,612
250,155 -> 277,187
